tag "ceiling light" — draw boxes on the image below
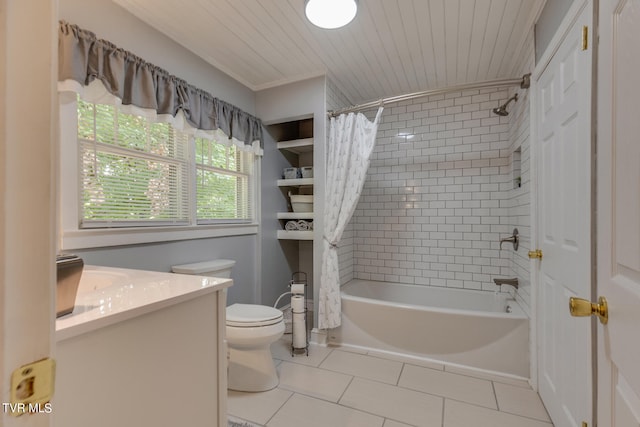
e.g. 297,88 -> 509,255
305,0 -> 358,29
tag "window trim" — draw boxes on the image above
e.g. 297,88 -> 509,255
59,98 -> 260,250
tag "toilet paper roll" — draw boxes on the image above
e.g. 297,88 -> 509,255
291,295 -> 305,312
292,312 -> 306,348
290,283 -> 305,295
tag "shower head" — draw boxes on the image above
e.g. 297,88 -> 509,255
492,105 -> 509,116
492,93 -> 518,116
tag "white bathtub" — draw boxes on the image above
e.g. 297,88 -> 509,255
329,279 -> 529,378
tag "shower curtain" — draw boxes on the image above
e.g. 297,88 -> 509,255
318,107 -> 383,329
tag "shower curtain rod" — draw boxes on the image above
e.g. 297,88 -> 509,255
329,73 -> 531,117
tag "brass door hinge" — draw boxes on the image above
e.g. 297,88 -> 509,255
582,26 -> 589,50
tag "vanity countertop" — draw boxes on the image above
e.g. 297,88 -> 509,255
56,265 -> 232,341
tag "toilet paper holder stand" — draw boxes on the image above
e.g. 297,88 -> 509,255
290,271 -> 309,356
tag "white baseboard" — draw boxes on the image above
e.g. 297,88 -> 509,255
310,328 -> 327,346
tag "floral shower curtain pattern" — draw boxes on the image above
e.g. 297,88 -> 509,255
318,107 -> 383,329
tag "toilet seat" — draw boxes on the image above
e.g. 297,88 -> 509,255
226,304 -> 283,327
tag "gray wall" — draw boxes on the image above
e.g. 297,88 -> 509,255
535,0 -> 575,63
59,0 -> 259,305
74,236 -> 258,304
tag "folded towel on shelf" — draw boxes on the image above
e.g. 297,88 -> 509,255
284,220 -> 314,231
285,221 -> 298,230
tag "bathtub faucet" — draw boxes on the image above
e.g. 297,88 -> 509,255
493,278 -> 519,289
499,228 -> 519,250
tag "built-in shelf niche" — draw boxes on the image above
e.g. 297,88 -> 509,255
513,147 -> 522,189
267,117 -> 315,241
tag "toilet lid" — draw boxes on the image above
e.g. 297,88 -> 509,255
226,304 -> 284,327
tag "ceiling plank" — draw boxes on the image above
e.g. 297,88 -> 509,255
113,0 -> 542,101
485,0 -> 524,78
412,1 -> 437,91
397,1 -> 431,92
381,1 -> 419,92
368,0 -> 412,95
456,0 -> 476,84
475,0 -> 508,82
502,0 -> 545,77
427,0 -> 448,89
443,0 -> 460,87
353,1 -> 404,100
466,0 -> 492,83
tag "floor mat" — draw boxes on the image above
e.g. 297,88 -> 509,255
228,416 -> 264,427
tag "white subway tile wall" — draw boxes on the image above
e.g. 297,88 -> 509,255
347,87 -> 514,293
331,31 -> 534,314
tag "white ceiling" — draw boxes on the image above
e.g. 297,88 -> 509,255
113,0 -> 544,106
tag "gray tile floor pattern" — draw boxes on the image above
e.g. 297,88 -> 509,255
228,337 -> 553,427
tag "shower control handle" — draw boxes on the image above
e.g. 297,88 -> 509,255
499,228 -> 519,251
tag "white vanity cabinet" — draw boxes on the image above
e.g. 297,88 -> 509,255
54,266 -> 232,427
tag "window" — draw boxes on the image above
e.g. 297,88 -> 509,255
195,138 -> 254,223
74,97 -> 256,230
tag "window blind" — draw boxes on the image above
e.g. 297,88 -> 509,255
78,98 -> 190,227
195,138 -> 254,223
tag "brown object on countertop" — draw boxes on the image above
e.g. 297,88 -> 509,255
56,255 -> 84,318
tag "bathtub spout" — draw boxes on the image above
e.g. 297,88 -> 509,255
493,278 -> 519,289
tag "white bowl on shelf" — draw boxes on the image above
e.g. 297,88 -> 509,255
290,194 -> 313,213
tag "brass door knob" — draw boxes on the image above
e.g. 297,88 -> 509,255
528,249 -> 543,259
569,296 -> 608,324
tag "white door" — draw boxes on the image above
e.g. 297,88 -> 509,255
0,2 -> 57,426
535,2 -> 593,426
596,0 -> 640,425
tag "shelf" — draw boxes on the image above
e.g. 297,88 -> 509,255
277,230 -> 314,240
277,212 -> 314,220
273,123 -> 314,242
277,138 -> 314,154
277,178 -> 314,187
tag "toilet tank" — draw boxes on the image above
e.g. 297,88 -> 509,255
171,259 -> 236,278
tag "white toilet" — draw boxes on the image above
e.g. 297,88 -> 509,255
171,259 -> 285,392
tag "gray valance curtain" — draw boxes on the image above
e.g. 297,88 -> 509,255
58,21 -> 262,149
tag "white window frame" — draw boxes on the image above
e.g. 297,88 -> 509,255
59,98 -> 260,251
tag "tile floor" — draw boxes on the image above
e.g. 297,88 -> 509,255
228,337 -> 553,427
